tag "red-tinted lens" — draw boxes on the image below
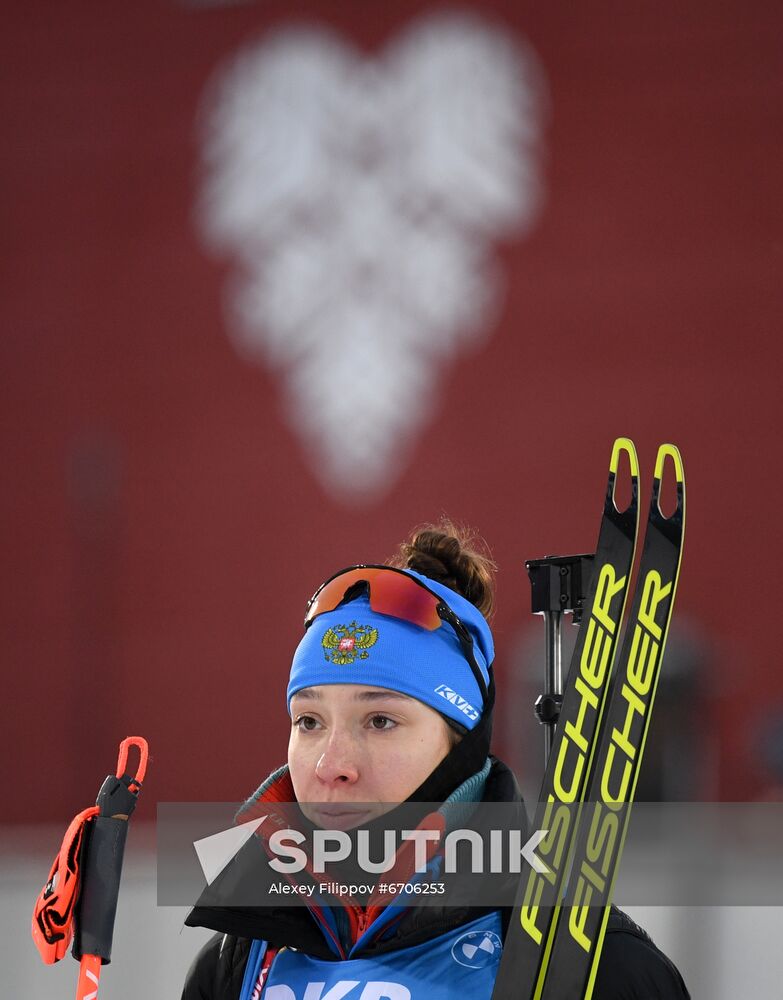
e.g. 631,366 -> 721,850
306,567 -> 442,630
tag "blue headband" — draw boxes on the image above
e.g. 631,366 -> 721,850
287,569 -> 494,730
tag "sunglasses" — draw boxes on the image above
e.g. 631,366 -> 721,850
304,564 -> 490,702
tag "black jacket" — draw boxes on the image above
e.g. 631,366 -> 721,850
183,907 -> 688,1000
182,759 -> 690,999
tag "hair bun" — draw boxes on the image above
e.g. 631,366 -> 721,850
389,519 -> 496,619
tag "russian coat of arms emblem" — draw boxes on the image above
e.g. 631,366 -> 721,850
321,622 -> 379,665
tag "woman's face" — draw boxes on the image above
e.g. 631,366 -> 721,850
288,684 -> 453,829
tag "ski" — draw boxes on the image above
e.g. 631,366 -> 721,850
491,437 -> 640,1000
538,444 -> 685,1000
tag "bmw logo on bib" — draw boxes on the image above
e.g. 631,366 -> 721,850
451,930 -> 503,969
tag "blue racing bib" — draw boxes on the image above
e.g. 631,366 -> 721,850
257,911 -> 503,1000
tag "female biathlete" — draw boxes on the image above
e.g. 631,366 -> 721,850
182,524 -> 689,999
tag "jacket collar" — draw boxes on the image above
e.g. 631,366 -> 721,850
185,757 -> 525,959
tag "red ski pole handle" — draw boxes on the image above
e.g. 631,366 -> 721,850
72,738 -> 149,965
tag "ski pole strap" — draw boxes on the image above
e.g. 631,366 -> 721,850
32,806 -> 101,963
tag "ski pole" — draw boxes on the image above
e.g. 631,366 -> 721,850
32,736 -> 149,999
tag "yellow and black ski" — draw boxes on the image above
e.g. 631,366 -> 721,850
491,437 -> 640,1000
538,444 -> 686,1000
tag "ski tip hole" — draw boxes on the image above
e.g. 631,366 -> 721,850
610,438 -> 638,513
654,444 -> 683,518
610,437 -> 639,478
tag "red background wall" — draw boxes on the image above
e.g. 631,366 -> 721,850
2,1 -> 781,821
